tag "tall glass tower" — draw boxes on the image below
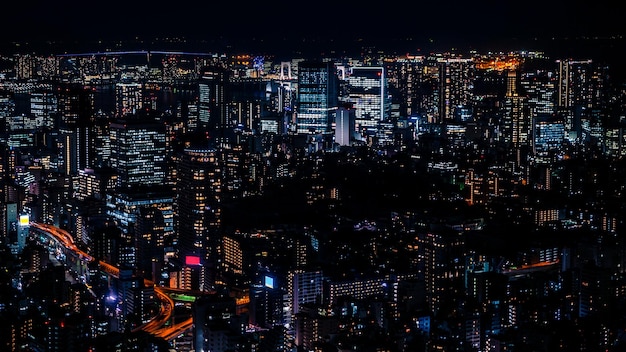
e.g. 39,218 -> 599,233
296,61 -> 338,134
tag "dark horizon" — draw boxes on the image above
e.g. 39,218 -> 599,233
3,32 -> 626,83
2,0 -> 624,60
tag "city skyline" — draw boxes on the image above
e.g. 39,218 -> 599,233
3,9 -> 626,351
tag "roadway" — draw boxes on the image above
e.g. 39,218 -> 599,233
30,222 -> 183,339
501,260 -> 560,275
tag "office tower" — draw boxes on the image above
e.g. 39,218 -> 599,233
603,121 -> 626,158
386,55 -> 424,119
438,57 -> 474,122
501,70 -> 532,167
105,191 -> 174,255
92,112 -> 111,168
532,114 -> 565,163
296,61 -> 339,134
15,54 -> 36,80
557,59 -> 593,110
193,293 -> 241,352
294,307 -> 338,352
250,275 -> 285,329
176,147 -> 222,290
418,229 -> 465,316
334,105 -> 355,146
290,270 -> 324,315
222,234 -> 243,277
1,202 -> 16,245
520,63 -> 557,116
198,66 -> 230,140
108,116 -> 167,189
30,89 -> 58,129
556,59 -> 609,141
56,83 -> 96,173
346,66 -> 389,137
134,206 -> 169,281
228,78 -> 271,133
115,82 -> 143,118
91,223 -> 121,267
0,94 -> 15,132
57,83 -> 94,126
74,168 -> 110,201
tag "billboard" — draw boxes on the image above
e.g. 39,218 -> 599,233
185,255 -> 201,266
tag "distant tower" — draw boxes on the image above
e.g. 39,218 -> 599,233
556,59 -> 608,142
502,70 -> 531,167
30,89 -> 58,129
115,82 -> 143,118
296,61 -> 339,134
57,83 -> 95,175
334,105 -> 355,146
280,62 -> 292,80
198,66 -> 230,142
438,57 -> 474,122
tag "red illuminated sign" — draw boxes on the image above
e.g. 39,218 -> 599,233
186,255 -> 201,266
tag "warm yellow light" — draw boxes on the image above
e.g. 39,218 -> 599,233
19,215 -> 29,226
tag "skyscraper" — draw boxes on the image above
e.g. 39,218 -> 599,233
556,59 -> 609,142
346,66 -> 389,137
176,147 -> 222,290
30,89 -> 57,129
198,66 -> 230,141
334,105 -> 355,146
108,116 -> 167,189
438,57 -> 474,122
502,70 -> 531,167
296,61 -> 339,134
115,83 -> 143,117
115,82 -> 143,118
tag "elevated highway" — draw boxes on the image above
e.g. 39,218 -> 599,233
30,222 -> 184,340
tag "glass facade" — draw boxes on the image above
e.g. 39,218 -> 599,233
296,61 -> 338,134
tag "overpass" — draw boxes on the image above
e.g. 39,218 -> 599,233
30,222 -> 191,341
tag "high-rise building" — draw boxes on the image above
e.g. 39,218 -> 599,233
56,83 -> 96,174
386,55 -> 424,119
555,59 -> 609,141
438,57 -> 474,122
290,270 -> 324,315
334,105 -> 355,146
198,66 -> 230,139
520,64 -> 557,116
296,61 -> 339,134
501,70 -> 532,167
115,82 -> 143,118
176,147 -> 222,290
30,90 -> 58,129
419,229 -> 465,316
109,116 -> 167,189
105,191 -> 174,247
532,114 -> 565,163
346,66 -> 389,136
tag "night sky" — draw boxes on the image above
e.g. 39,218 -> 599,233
1,0 -> 625,59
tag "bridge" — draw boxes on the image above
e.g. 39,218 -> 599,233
30,222 -> 202,342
